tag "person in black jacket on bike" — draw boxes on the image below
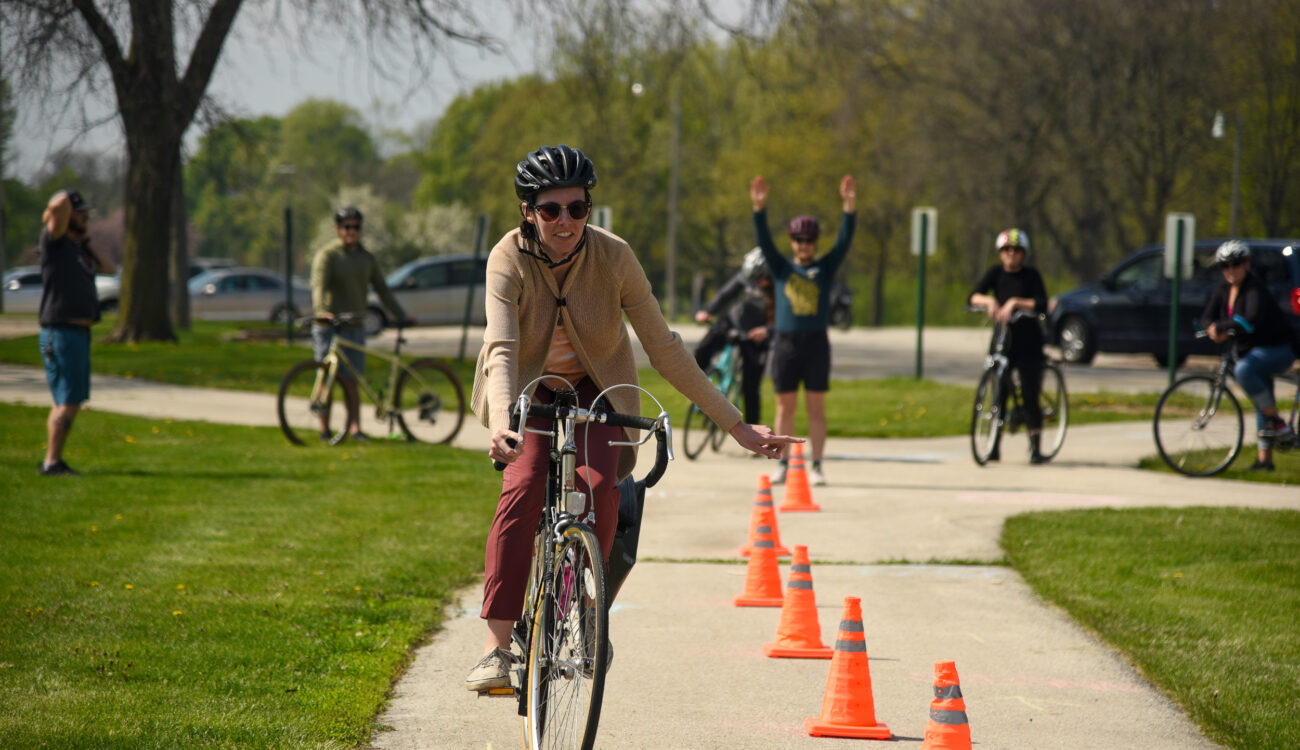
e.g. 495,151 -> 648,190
1200,240 -> 1296,470
693,248 -> 775,425
968,228 -> 1050,464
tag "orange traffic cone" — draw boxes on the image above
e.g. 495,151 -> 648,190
732,525 -> 784,607
763,545 -> 831,659
779,443 -> 820,512
919,661 -> 971,750
804,596 -> 891,740
739,474 -> 791,557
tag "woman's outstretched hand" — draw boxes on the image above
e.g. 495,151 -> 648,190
729,423 -> 803,459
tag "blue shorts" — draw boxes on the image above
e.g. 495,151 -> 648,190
312,325 -> 366,381
40,326 -> 91,405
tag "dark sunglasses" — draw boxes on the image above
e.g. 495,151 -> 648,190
791,235 -> 818,244
1000,245 -> 1025,252
533,201 -> 592,222
1219,259 -> 1246,269
339,223 -> 362,231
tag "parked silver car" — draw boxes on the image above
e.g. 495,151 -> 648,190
188,267 -> 312,323
364,254 -> 487,334
3,265 -> 120,314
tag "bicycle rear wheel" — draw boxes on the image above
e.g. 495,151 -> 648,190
970,369 -> 1003,465
1154,375 -> 1243,476
526,525 -> 607,750
277,360 -> 346,445
395,358 -> 465,444
1037,363 -> 1068,460
681,367 -> 723,460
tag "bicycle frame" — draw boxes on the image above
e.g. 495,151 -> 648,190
315,332 -> 417,424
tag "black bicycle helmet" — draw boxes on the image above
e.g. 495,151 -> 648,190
514,145 -> 598,200
334,206 -> 363,225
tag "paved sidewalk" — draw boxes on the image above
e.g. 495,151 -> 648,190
2,333 -> 1292,749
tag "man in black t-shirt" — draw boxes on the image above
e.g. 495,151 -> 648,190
37,189 -> 117,476
968,228 -> 1050,464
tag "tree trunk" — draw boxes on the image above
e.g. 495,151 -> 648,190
113,125 -> 179,343
171,157 -> 190,329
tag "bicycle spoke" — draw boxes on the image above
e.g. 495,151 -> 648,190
277,361 -> 345,445
970,370 -> 1002,465
395,359 -> 465,444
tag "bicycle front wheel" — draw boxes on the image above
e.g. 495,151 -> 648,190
526,525 -> 607,750
1153,375 -> 1243,476
971,369 -> 1004,465
1037,363 -> 1068,460
395,358 -> 465,444
277,360 -> 346,445
681,403 -> 716,460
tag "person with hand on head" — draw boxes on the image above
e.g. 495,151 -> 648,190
467,145 -> 801,692
968,228 -> 1050,464
1201,239 -> 1296,470
309,207 -> 409,444
37,189 -> 117,476
692,247 -> 776,425
750,173 -> 857,486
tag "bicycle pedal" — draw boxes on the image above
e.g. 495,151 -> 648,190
479,686 -> 517,697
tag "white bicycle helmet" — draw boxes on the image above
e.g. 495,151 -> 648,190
741,247 -> 768,283
1214,239 -> 1250,266
995,228 -> 1030,252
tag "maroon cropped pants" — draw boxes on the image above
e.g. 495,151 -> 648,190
480,379 -> 622,621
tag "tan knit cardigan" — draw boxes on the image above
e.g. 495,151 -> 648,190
472,225 -> 743,479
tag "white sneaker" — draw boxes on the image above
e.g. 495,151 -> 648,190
809,465 -> 827,486
465,647 -> 515,692
770,463 -> 787,484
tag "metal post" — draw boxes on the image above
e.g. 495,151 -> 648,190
283,206 -> 293,343
458,213 -> 489,363
1167,219 -> 1184,387
1230,111 -> 1242,237
665,83 -> 681,321
915,213 -> 928,380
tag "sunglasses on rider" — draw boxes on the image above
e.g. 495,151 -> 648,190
339,223 -> 362,231
532,201 -> 592,222
1219,259 -> 1246,269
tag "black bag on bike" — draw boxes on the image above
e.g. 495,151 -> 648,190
607,476 -> 646,602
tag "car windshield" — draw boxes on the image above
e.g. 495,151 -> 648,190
187,271 -> 224,293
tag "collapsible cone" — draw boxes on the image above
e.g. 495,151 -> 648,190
919,661 -> 971,750
763,545 -> 832,659
804,596 -> 891,739
732,524 -> 784,607
739,474 -> 791,557
779,443 -> 820,512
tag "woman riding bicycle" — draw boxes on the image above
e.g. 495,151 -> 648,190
1200,240 -> 1296,471
692,247 -> 775,425
968,228 -> 1050,464
466,145 -> 800,692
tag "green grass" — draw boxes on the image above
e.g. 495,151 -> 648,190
0,403 -> 500,749
1002,507 -> 1300,750
1138,446 -> 1300,484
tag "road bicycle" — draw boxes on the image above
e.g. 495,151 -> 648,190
490,377 -> 672,750
1153,330 -> 1299,476
276,314 -> 465,445
681,329 -> 745,459
969,308 -> 1069,465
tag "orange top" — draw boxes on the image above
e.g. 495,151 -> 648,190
543,318 -> 587,384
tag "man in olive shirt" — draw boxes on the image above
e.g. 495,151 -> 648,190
310,207 -> 407,443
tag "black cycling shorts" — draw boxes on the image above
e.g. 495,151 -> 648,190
769,330 -> 831,392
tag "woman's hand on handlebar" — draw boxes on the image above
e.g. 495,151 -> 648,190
729,423 -> 803,459
1206,322 -> 1229,344
694,310 -> 712,324
994,299 -> 1020,324
488,427 -> 524,466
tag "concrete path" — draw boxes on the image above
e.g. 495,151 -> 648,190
3,319 -> 1292,749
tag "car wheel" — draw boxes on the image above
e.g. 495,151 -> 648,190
363,307 -> 385,336
269,304 -> 299,326
1058,316 -> 1096,364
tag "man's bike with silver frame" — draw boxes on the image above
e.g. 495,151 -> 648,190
488,376 -> 673,750
276,313 -> 465,445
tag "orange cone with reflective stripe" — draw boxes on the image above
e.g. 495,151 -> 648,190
732,524 -> 784,607
779,443 -> 820,512
804,596 -> 891,739
920,661 -> 971,750
763,545 -> 831,659
739,474 -> 791,557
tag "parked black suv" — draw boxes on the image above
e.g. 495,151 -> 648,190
1045,238 -> 1300,366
